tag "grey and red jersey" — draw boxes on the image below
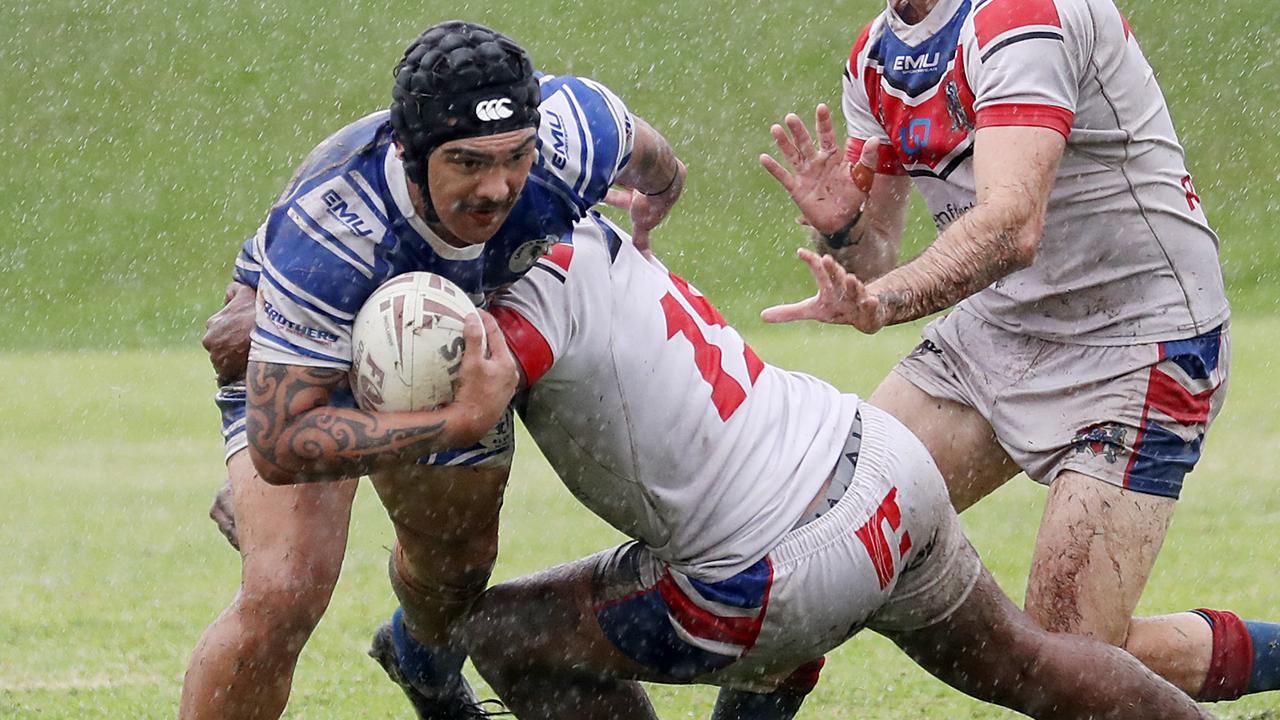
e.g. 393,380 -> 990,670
842,0 -> 1228,344
491,217 -> 860,581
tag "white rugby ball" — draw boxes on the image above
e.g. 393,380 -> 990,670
349,272 -> 483,412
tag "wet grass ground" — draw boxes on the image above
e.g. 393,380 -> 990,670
3,319 -> 1278,718
3,0 -> 1277,715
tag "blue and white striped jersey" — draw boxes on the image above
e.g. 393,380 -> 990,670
241,74 -> 635,369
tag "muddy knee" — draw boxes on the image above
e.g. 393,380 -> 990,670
235,559 -> 340,642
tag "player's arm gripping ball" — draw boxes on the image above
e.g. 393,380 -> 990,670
244,312 -> 517,485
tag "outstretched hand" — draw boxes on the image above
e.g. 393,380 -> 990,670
760,248 -> 887,334
602,161 -> 687,260
760,104 -> 879,235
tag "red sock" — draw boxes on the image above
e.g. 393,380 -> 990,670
1193,608 -> 1254,701
779,656 -> 826,695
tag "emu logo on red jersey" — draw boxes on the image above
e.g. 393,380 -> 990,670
892,51 -> 941,73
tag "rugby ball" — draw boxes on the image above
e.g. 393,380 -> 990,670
349,272 -> 483,412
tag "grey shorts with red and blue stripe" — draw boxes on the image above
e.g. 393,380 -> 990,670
214,381 -> 514,467
894,308 -> 1230,499
589,404 -> 982,693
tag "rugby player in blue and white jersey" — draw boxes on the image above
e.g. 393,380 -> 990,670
181,21 -> 687,720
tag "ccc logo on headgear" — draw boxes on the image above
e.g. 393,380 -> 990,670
475,98 -> 514,122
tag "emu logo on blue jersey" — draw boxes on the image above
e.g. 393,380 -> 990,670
545,110 -> 569,169
321,189 -> 374,237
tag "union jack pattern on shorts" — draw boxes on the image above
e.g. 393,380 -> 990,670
596,552 -> 773,680
1123,324 -> 1227,498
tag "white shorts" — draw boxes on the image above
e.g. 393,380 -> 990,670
894,308 -> 1229,498
590,403 -> 981,693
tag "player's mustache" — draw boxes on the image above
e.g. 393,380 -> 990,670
457,197 -> 515,213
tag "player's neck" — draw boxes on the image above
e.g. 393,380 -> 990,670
890,0 -> 940,24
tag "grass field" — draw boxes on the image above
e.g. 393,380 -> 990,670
3,0 -> 1279,717
3,321 -> 1279,718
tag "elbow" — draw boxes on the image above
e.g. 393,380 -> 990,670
1005,216 -> 1044,271
255,466 -> 295,487
248,446 -> 299,486
1009,235 -> 1039,270
258,469 -> 295,487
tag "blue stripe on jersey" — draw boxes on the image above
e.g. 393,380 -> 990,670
569,85 -> 624,203
542,76 -> 628,206
580,76 -> 631,161
416,445 -> 508,467
872,0 -> 970,98
259,262 -> 355,324
344,171 -> 392,227
252,327 -> 348,365
234,256 -> 262,287
234,237 -> 263,288
562,87 -> 594,197
527,171 -> 588,216
289,203 -> 378,277
234,268 -> 261,287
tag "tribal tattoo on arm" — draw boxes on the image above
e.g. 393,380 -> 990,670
245,361 -> 451,485
617,116 -> 683,196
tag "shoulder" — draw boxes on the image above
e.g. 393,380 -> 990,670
536,74 -> 632,135
532,75 -> 633,207
274,110 -> 393,206
261,164 -> 394,300
967,0 -> 1091,53
847,16 -> 889,78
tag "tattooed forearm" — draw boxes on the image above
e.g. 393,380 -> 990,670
617,116 -> 680,195
281,410 -> 447,481
245,360 -> 457,484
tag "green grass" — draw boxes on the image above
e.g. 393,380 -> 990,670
2,0 -> 1278,716
0,0 -> 1277,349
3,320 -> 1279,718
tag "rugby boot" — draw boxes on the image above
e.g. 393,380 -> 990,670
369,621 -> 504,719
